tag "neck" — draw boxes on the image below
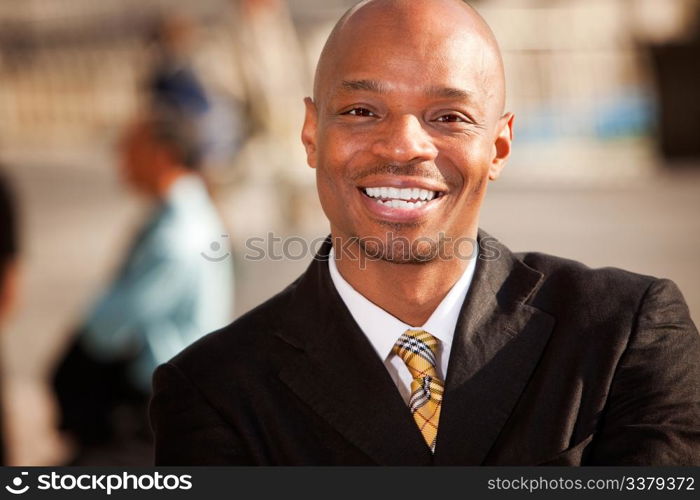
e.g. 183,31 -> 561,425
333,232 -> 476,326
153,169 -> 191,199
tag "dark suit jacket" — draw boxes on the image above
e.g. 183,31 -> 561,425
150,232 -> 700,465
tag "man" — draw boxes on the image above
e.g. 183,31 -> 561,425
150,0 -> 700,465
53,111 -> 233,463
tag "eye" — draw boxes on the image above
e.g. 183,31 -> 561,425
434,113 -> 467,123
342,107 -> 377,117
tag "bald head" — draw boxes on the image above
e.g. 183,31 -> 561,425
301,0 -> 516,271
313,0 -> 506,116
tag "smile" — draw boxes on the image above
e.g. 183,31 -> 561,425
358,184 -> 447,222
361,187 -> 442,208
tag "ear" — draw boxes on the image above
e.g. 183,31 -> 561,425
301,97 -> 318,169
489,112 -> 514,181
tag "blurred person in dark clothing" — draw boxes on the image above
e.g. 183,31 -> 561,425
52,110 -> 233,465
0,169 -> 20,465
0,172 -> 19,328
147,13 -> 246,170
148,14 -> 209,118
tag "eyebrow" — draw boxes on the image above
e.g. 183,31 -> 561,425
427,86 -> 474,100
338,79 -> 473,101
340,79 -> 388,93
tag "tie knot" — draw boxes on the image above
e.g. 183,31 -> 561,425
393,329 -> 439,379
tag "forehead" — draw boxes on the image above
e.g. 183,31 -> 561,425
321,17 -> 495,105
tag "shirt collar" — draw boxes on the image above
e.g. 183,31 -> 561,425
164,173 -> 207,208
328,247 -> 476,362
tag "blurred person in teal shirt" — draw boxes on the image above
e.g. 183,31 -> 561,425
53,110 -> 233,464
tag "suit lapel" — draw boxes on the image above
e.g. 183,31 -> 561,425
274,233 -> 554,465
275,239 -> 432,465
433,232 -> 555,465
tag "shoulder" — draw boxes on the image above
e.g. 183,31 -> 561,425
514,250 -> 693,336
517,250 -> 655,310
143,204 -> 225,264
517,251 -> 656,294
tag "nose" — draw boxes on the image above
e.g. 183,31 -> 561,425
371,114 -> 438,164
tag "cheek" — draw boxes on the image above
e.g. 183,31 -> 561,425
439,138 -> 492,191
313,138 -> 346,216
316,128 -> 364,187
318,126 -> 359,161
467,147 -> 492,193
315,166 -> 340,202
314,129 -> 374,229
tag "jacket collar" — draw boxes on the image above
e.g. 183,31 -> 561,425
275,231 -> 554,465
433,231 -> 554,464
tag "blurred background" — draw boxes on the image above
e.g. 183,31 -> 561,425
0,0 -> 698,465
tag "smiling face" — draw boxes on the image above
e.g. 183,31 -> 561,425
302,0 -> 514,263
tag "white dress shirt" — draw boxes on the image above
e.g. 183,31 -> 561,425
328,247 -> 477,404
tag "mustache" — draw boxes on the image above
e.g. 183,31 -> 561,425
349,163 -> 446,183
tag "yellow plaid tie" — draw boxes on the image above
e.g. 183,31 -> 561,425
393,329 -> 444,453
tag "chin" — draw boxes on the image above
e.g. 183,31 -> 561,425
346,227 -> 445,264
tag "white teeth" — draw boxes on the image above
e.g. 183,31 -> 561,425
375,199 -> 428,209
364,187 -> 439,201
